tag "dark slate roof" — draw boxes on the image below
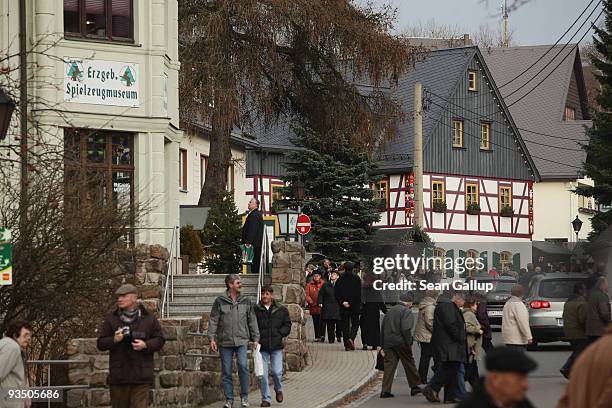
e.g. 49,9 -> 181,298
378,47 -> 481,170
482,45 -> 592,179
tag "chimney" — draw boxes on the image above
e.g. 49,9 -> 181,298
463,34 -> 471,45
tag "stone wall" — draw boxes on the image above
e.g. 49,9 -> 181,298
270,240 -> 308,371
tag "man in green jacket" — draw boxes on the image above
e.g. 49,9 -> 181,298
208,274 -> 260,408
380,292 -> 423,399
560,282 -> 587,378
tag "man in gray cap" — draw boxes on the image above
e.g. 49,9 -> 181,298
97,284 -> 165,408
456,346 -> 537,408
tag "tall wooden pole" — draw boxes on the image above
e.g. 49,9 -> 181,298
413,82 -> 423,228
19,0 -> 28,221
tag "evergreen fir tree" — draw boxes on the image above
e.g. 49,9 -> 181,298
280,125 -> 381,262
200,192 -> 242,273
576,0 -> 612,239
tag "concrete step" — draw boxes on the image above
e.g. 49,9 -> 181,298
170,274 -> 260,286
172,284 -> 258,296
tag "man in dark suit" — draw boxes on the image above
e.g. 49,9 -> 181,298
242,197 -> 264,274
335,261 -> 362,350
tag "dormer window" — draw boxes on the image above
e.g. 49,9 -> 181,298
564,106 -> 576,121
468,71 -> 477,91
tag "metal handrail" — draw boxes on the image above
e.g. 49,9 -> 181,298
256,229 -> 268,304
160,226 -> 178,319
26,360 -> 91,408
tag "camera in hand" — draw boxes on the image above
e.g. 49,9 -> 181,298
119,325 -> 132,341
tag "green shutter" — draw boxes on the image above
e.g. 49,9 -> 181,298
513,253 -> 521,270
459,250 -> 466,278
446,249 -> 454,278
481,251 -> 488,273
493,251 -> 501,270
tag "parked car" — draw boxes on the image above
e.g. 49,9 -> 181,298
525,273 -> 588,345
469,274 -> 517,325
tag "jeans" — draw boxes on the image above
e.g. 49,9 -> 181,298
220,346 -> 249,401
456,363 -> 467,399
260,350 -> 283,403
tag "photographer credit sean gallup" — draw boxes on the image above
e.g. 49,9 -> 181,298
372,279 -> 495,292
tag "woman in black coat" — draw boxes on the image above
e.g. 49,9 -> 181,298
359,272 -> 387,350
318,270 -> 342,343
334,262 -> 362,350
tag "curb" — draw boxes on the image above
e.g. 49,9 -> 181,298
315,363 -> 380,408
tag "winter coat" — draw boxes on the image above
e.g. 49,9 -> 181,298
563,295 -> 587,340
585,288 -> 611,337
431,297 -> 468,363
476,301 -> 492,340
457,378 -> 535,408
502,296 -> 532,345
0,337 -> 27,408
335,271 -> 362,316
381,304 -> 414,349
305,280 -> 324,315
208,291 -> 260,347
318,281 -> 341,321
414,296 -> 436,343
242,208 -> 264,247
254,300 -> 292,352
97,304 -> 165,385
557,329 -> 612,408
463,308 -> 483,361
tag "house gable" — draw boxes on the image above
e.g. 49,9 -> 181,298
563,52 -> 590,121
424,51 -> 537,182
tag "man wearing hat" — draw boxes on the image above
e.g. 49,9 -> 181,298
456,346 -> 537,408
379,292 -> 423,398
97,284 -> 165,408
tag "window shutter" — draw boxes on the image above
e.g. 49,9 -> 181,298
459,250 -> 466,278
493,252 -> 501,270
446,249 -> 454,278
513,253 -> 521,270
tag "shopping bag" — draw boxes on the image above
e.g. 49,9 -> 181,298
240,244 -> 254,264
253,344 -> 264,377
375,349 -> 385,371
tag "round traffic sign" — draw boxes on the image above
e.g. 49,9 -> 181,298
296,214 -> 311,235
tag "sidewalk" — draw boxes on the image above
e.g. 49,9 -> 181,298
202,319 -> 378,408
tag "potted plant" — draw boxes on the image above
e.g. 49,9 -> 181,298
466,202 -> 481,215
500,205 -> 514,217
432,201 -> 447,213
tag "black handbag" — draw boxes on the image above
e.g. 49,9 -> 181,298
375,350 -> 385,370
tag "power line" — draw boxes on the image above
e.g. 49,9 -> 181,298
426,98 -> 584,152
498,0 -> 600,89
426,89 -> 589,143
503,1 -> 602,100
506,9 -> 604,108
427,115 -> 585,171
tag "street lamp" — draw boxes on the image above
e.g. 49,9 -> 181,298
276,208 -> 299,241
0,89 -> 15,140
571,215 -> 583,242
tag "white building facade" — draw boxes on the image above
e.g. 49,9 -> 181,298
1,0 -> 182,247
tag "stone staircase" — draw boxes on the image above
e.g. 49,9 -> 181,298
165,274 -> 260,319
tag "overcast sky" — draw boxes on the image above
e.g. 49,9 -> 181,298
375,0 -> 602,46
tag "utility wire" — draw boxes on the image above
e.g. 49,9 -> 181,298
427,116 -> 585,171
427,99 -> 585,152
426,90 -> 589,144
498,0 -> 600,89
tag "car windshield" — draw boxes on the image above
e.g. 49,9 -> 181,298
473,279 -> 516,292
538,279 -> 586,299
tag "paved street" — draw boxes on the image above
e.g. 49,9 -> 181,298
350,329 -> 570,408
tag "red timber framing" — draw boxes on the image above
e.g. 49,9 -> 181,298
246,175 -> 284,216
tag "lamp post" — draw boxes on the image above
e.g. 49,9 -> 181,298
0,89 -> 15,140
276,208 -> 299,241
571,215 -> 583,242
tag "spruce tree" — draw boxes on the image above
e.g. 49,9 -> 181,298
577,0 -> 612,239
200,192 -> 242,273
281,125 -> 381,262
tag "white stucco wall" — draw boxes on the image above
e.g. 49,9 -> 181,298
179,132 -> 249,214
1,0 -> 182,248
532,178 -> 594,242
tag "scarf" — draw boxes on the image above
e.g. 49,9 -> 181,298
119,307 -> 141,325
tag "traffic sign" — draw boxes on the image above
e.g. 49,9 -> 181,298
296,214 -> 311,235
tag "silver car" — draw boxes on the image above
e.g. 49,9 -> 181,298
525,273 -> 588,345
